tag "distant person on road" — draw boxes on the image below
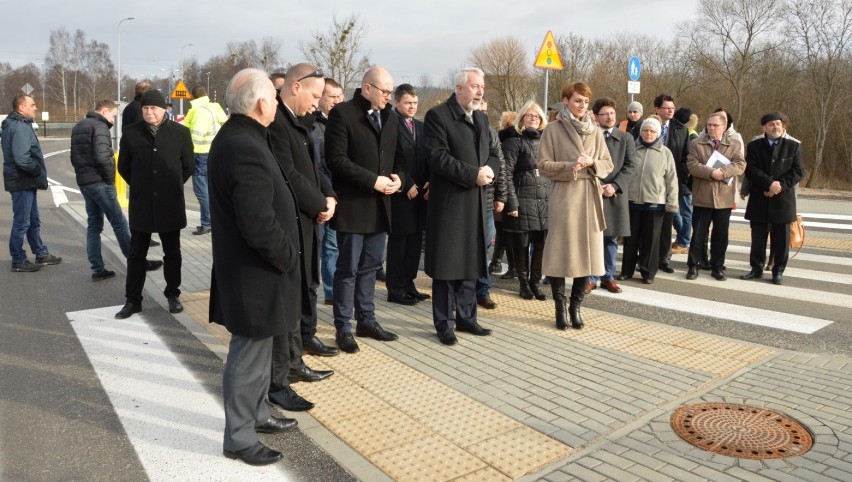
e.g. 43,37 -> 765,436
121,81 -> 151,133
2,94 -> 62,272
183,85 -> 227,236
741,112 -> 804,285
115,89 -> 193,319
209,68 -> 300,467
70,99 -> 164,281
619,101 -> 643,136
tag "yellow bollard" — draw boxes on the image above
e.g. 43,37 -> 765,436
114,152 -> 129,208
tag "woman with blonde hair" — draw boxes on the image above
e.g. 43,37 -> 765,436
501,100 -> 549,300
538,82 -> 614,329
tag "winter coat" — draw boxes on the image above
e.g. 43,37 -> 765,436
537,113 -> 614,278
501,127 -> 549,233
325,89 -> 404,234
2,111 -> 47,192
70,111 -> 116,187
183,96 -> 228,155
744,136 -> 803,224
208,114 -> 302,338
629,139 -> 679,212
118,119 -> 194,232
601,128 -> 638,237
121,95 -> 143,133
391,112 -> 429,235
686,132 -> 746,209
424,93 -> 500,280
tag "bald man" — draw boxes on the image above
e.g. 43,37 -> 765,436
325,66 -> 405,353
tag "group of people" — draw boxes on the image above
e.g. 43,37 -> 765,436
2,63 -> 804,466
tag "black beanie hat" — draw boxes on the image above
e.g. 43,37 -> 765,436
140,89 -> 167,108
760,112 -> 784,125
674,107 -> 692,125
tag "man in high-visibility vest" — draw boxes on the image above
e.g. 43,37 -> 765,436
183,86 -> 227,235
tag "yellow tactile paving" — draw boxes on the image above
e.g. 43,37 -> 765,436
467,428 -> 575,479
332,407 -> 430,456
370,435 -> 488,482
419,399 -> 525,448
451,467 -> 512,482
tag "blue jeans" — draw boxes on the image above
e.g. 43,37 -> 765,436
475,208 -> 495,298
192,155 -> 211,228
590,235 -> 619,283
81,183 -> 131,273
319,222 -> 338,301
9,190 -> 49,263
673,192 -> 693,247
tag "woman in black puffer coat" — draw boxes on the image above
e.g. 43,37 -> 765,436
501,101 -> 550,300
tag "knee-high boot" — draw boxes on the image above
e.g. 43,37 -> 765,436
515,242 -> 533,300
550,277 -> 567,330
528,241 -> 546,300
569,276 -> 587,329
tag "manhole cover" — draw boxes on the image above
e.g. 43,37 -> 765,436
670,403 -> 813,459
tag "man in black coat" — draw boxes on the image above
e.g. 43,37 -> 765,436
742,112 -> 804,285
424,67 -> 500,346
386,84 -> 430,306
266,63 -> 337,413
115,89 -> 193,319
209,68 -> 299,466
121,81 -> 151,133
325,66 -> 404,353
590,97 -> 636,294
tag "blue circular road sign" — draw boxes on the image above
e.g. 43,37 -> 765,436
629,56 -> 641,81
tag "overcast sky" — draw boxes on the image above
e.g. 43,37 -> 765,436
5,0 -> 697,85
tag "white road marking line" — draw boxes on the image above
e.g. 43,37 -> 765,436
67,306 -> 291,481
668,251 -> 852,282
733,208 -> 852,222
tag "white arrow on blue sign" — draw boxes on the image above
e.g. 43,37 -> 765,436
629,56 -> 641,81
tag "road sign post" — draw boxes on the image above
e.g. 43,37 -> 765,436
534,31 -> 564,114
171,80 -> 191,116
628,56 -> 641,102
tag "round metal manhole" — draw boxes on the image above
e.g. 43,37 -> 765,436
670,403 -> 813,459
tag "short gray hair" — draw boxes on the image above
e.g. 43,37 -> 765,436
225,68 -> 272,115
454,67 -> 484,88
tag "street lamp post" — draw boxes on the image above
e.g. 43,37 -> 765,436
206,72 -> 211,94
179,43 -> 194,115
116,16 -> 135,149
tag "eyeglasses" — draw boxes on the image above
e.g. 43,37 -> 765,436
524,113 -> 541,119
369,83 -> 393,97
296,69 -> 324,82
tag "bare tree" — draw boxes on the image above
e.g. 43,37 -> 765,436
468,36 -> 535,114
44,28 -> 71,115
786,0 -> 852,185
299,14 -> 371,92
259,37 -> 283,73
80,40 -> 115,110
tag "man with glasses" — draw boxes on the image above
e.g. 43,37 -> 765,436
325,66 -> 404,354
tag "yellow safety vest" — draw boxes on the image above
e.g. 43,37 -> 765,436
182,96 -> 227,154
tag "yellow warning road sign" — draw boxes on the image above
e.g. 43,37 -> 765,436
534,31 -> 563,70
171,80 -> 191,99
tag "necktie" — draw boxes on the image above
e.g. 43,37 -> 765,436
713,139 -> 719,151
604,130 -> 611,139
661,123 -> 668,143
406,119 -> 414,134
370,110 -> 381,131
465,111 -> 474,125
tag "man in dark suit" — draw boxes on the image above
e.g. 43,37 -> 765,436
742,112 -> 804,285
115,89 -> 193,319
325,66 -> 405,353
590,97 -> 636,294
386,84 -> 430,306
209,68 -> 300,466
267,63 -> 337,413
424,67 -> 500,346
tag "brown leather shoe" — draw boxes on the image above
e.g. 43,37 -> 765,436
584,281 -> 597,294
600,279 -> 622,293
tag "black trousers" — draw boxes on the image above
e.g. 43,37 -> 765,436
749,221 -> 790,275
688,206 -> 731,270
126,230 -> 181,305
386,231 -> 422,298
432,279 -> 477,333
508,230 -> 546,282
622,209 -> 664,279
269,331 -> 305,393
657,211 -> 674,266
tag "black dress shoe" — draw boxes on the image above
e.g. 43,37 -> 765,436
192,226 -> 211,235
408,291 -> 431,301
741,270 -> 763,280
375,269 -> 386,282
335,331 -> 360,353
145,259 -> 164,271
288,365 -> 334,383
268,386 -> 314,411
255,416 -> 298,433
686,268 -> 698,280
476,295 -> 497,309
711,270 -> 727,281
355,322 -> 399,341
698,261 -> 712,270
438,329 -> 458,345
772,274 -> 783,285
456,323 -> 492,336
224,442 -> 283,466
115,303 -> 142,319
168,296 -> 183,313
642,276 -> 653,284
658,264 -> 674,274
387,293 -> 418,305
302,336 -> 340,357
615,272 -> 632,281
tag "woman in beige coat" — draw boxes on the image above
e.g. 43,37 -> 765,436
538,82 -> 614,330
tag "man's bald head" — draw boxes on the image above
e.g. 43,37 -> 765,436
283,63 -> 322,90
281,62 -> 324,116
361,66 -> 393,111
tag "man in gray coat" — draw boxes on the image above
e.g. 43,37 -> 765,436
424,67 -> 500,345
589,98 -> 636,294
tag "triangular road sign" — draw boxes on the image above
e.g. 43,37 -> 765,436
171,80 -> 191,99
534,31 -> 564,70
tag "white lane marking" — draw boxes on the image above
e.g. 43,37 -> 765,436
733,208 -> 852,222
68,306 -> 291,481
594,287 -> 833,334
730,216 -> 852,230
44,149 -> 70,158
670,249 -> 852,280
720,244 -> 852,267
